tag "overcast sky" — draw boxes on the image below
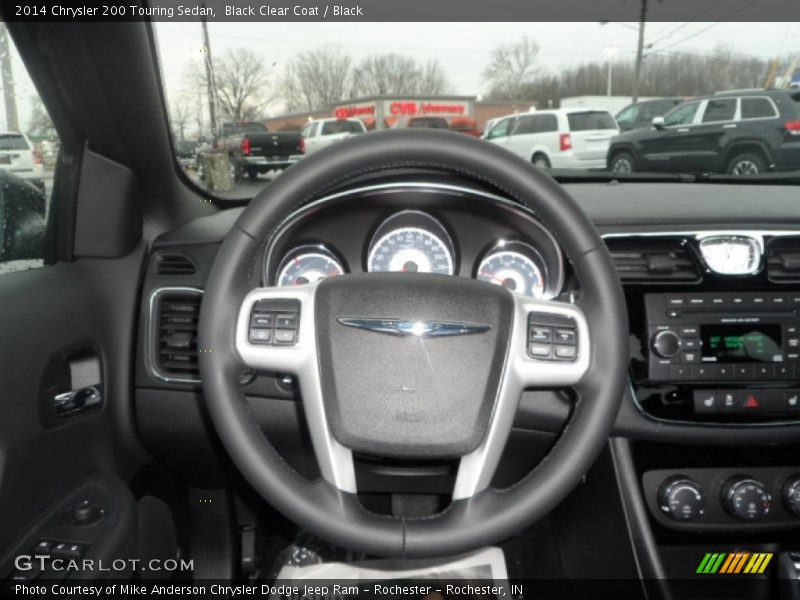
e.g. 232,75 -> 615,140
152,21 -> 797,116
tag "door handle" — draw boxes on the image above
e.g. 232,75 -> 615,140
722,124 -> 737,129
53,385 -> 102,417
677,128 -> 690,133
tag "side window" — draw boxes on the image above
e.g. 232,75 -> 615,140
486,118 -> 512,140
515,115 -> 536,135
702,98 -> 737,123
534,114 -> 558,132
741,97 -> 778,119
664,102 -> 701,127
0,28 -> 58,275
615,105 -> 638,127
300,123 -> 312,137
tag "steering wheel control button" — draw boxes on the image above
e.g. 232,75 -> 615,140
722,477 -> 772,521
658,476 -> 705,521
527,312 -> 577,361
249,299 -> 300,346
781,475 -> 800,517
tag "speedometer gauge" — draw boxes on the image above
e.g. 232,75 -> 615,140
276,245 -> 345,286
476,242 -> 547,298
367,211 -> 455,275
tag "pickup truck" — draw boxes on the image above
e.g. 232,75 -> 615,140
220,122 -> 301,181
299,118 -> 366,155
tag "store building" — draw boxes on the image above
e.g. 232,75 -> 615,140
264,96 -> 534,135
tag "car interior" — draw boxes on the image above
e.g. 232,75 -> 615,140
2,13 -> 800,600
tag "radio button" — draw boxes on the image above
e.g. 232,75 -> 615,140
693,390 -> 718,413
670,365 -> 691,380
741,391 -> 765,412
775,363 -> 794,379
709,295 -> 727,308
754,364 -> 773,380
686,296 -> 707,308
682,351 -> 699,364
789,294 -> 800,306
679,325 -> 700,338
750,295 -> 768,309
785,325 -> 799,335
714,364 -> 734,379
786,338 -> 800,349
682,338 -> 699,350
734,364 -> 754,380
666,296 -> 686,309
771,294 -> 789,308
666,310 -> 682,319
692,365 -> 714,380
729,294 -> 747,309
652,330 -> 681,358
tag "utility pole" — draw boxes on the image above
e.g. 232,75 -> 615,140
0,24 -> 19,132
632,0 -> 648,103
200,8 -> 219,149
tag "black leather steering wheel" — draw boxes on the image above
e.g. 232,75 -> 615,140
198,129 -> 628,558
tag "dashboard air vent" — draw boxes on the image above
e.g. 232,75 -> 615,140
152,289 -> 203,381
767,237 -> 800,283
605,237 -> 701,283
155,253 -> 197,276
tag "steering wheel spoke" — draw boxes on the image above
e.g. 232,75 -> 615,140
235,282 -> 357,493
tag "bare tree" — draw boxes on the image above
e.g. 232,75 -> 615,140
27,96 -> 55,139
212,48 -> 277,122
282,47 -> 351,111
482,36 -> 541,100
351,54 -> 451,96
169,97 -> 192,141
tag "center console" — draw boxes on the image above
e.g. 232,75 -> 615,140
636,290 -> 800,423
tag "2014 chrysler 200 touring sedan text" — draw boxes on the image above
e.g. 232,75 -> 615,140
2,10 -> 800,600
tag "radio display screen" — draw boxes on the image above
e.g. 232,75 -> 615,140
701,324 -> 782,363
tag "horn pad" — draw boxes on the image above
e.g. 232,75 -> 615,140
315,273 -> 513,459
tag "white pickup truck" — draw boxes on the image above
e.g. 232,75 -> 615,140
300,118 -> 367,155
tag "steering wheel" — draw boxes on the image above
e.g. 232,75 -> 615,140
199,129 -> 628,558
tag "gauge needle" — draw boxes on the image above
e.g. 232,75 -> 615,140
479,271 -> 503,283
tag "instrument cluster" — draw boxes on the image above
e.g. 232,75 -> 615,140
265,183 -> 566,300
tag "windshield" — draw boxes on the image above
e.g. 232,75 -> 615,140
154,22 -> 800,200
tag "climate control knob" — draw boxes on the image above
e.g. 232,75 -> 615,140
651,330 -> 681,358
721,476 -> 771,521
781,474 -> 800,517
658,476 -> 705,521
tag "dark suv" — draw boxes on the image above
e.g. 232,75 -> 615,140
614,97 -> 684,131
607,89 -> 800,175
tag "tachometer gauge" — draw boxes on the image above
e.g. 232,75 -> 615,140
476,242 -> 547,298
276,246 -> 345,286
367,211 -> 455,275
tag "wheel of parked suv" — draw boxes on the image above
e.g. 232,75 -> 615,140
727,152 -> 765,176
199,129 -> 629,558
532,153 -> 551,169
610,151 -> 636,173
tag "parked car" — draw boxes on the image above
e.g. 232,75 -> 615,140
607,89 -> 800,175
0,132 -> 45,192
392,116 -> 450,129
299,118 -> 366,155
614,97 -> 684,131
219,121 -> 301,181
485,108 -> 619,169
174,139 -> 199,170
449,117 -> 482,137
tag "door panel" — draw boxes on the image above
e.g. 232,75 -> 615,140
0,248 -> 149,552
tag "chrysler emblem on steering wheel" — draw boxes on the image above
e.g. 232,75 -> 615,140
337,318 -> 491,338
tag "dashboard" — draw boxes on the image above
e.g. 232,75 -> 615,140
261,182 -> 568,300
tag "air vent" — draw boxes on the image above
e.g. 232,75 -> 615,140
605,237 -> 701,283
150,289 -> 203,382
767,237 -> 800,283
155,253 -> 197,276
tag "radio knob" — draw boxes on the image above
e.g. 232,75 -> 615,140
652,330 -> 681,358
721,476 -> 771,521
781,474 -> 800,517
658,476 -> 705,521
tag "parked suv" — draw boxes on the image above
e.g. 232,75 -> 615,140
0,132 -> 45,191
614,97 -> 684,131
484,108 -> 619,169
300,118 -> 366,155
607,89 -> 800,175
